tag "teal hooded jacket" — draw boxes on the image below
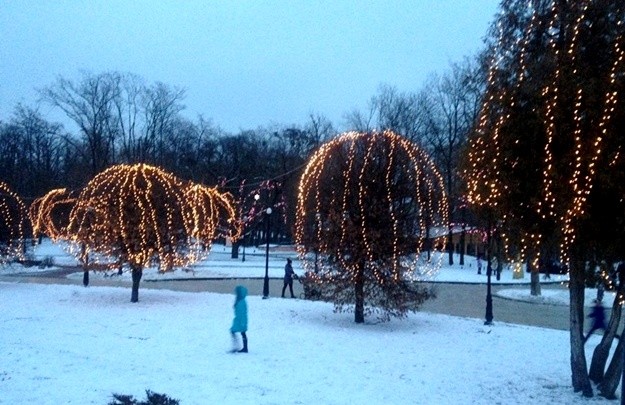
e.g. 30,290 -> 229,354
230,285 -> 248,333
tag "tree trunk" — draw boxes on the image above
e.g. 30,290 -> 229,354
598,334 -> 625,399
495,232 -> 503,281
447,228 -> 453,266
354,263 -> 365,323
459,227 -> 466,266
589,283 -> 624,383
527,255 -> 540,296
530,271 -> 541,296
528,256 -> 541,296
231,240 -> 239,259
569,259 -> 593,396
131,267 -> 143,303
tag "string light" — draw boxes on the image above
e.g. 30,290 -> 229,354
295,130 -> 449,289
465,2 -> 540,266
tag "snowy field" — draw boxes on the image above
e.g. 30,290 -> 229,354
0,240 -> 614,404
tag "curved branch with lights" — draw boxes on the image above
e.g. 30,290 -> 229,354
185,183 -> 242,259
29,188 -> 77,242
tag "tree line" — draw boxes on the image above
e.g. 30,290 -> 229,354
0,59 -> 486,242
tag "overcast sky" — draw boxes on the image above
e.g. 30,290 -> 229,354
0,1 -> 499,133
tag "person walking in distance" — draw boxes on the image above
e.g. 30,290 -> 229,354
584,299 -> 606,344
281,258 -> 298,298
230,285 -> 248,353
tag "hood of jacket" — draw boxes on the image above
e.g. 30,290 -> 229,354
234,285 -> 248,300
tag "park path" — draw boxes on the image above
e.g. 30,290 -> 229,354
0,268 -> 576,331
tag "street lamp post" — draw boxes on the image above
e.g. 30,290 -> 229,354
263,207 -> 272,299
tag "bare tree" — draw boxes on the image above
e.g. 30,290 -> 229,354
142,81 -> 185,166
41,71 -> 122,176
113,73 -> 145,163
342,104 -> 376,132
373,84 -> 428,143
305,113 -> 335,146
0,106 -> 65,198
423,59 -> 484,266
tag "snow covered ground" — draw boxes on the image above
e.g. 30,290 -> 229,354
0,239 -> 614,404
15,238 -> 571,284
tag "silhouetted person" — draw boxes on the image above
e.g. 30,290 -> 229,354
281,258 -> 297,298
584,300 -> 606,344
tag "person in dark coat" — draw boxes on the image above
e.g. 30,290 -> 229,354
230,285 -> 248,353
281,258 -> 298,298
584,300 -> 606,344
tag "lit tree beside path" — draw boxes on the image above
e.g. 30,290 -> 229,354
67,163 -> 238,302
296,131 -> 448,323
463,0 -> 625,397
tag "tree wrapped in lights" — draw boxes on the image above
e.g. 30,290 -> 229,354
463,0 -> 625,397
296,131 -> 448,323
29,188 -> 77,242
0,181 -> 27,264
185,183 -> 241,262
67,163 -> 236,302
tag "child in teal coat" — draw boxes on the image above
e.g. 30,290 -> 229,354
230,285 -> 248,353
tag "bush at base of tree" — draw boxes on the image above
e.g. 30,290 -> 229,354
302,271 -> 437,322
108,390 -> 180,405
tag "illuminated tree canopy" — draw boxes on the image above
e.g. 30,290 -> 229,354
296,130 -> 448,323
66,163 -> 238,302
462,0 -> 625,397
29,188 -> 76,242
0,181 -> 27,264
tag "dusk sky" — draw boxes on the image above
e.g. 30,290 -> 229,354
1,1 -> 500,133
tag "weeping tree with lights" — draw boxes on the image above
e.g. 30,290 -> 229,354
464,0 -> 625,397
67,163 -> 239,302
185,183 -> 241,261
28,188 -> 85,280
296,131 -> 448,323
0,181 -> 27,265
29,188 -> 77,243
